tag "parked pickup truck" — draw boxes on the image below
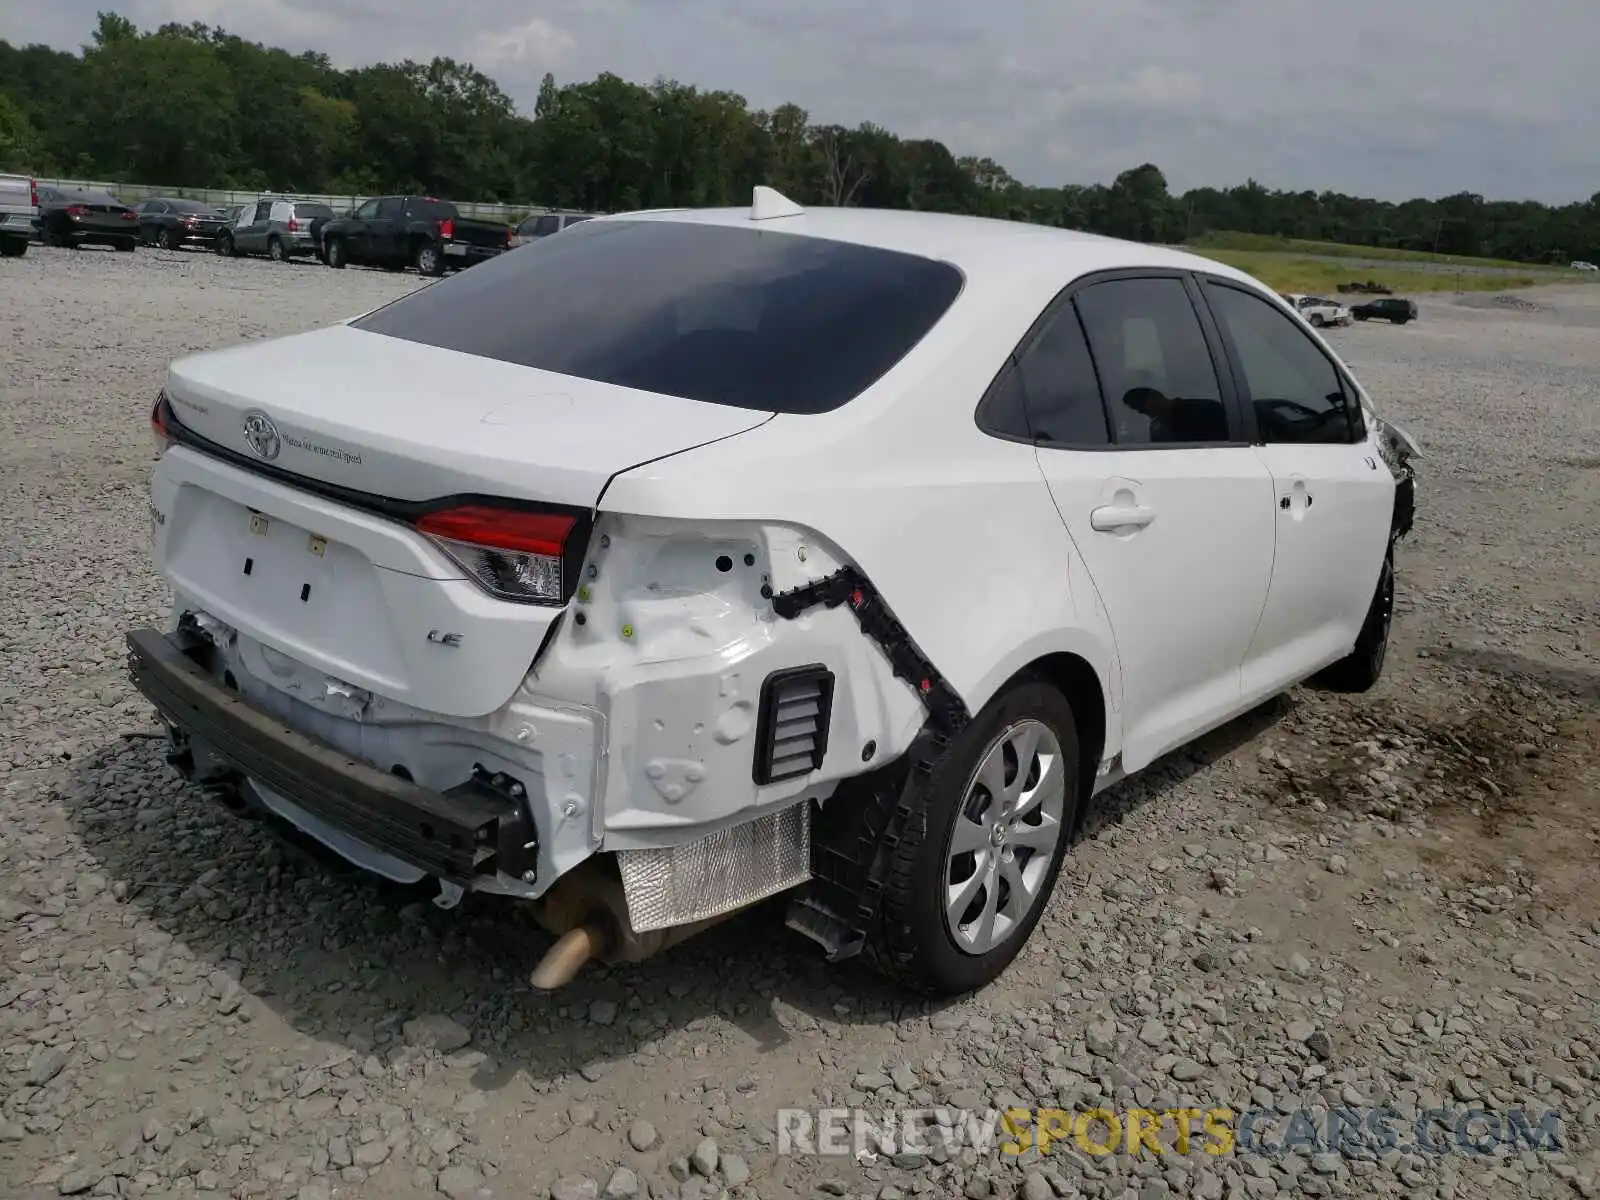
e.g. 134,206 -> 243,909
318,195 -> 510,276
0,173 -> 38,257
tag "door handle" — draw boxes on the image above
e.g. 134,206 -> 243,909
1090,504 -> 1156,532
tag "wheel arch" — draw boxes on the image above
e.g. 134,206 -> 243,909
965,634 -> 1119,835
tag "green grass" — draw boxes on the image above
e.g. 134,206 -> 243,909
1187,248 -> 1548,295
1184,230 -> 1574,272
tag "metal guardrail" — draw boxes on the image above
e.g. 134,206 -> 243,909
32,178 -> 556,223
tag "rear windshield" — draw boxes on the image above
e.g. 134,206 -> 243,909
294,202 -> 335,218
169,198 -> 215,214
405,198 -> 460,220
350,219 -> 965,414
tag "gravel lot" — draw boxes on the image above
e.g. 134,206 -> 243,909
2,245 -> 1598,1200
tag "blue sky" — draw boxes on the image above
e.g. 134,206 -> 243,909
5,0 -> 1597,203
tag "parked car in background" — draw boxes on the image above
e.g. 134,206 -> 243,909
1285,294 -> 1352,328
508,210 -> 596,248
218,203 -> 248,229
129,190 -> 1419,997
0,173 -> 37,257
35,186 -> 139,250
217,198 -> 332,262
1571,260 -> 1598,271
1351,297 -> 1418,324
136,197 -> 228,250
319,195 -> 511,275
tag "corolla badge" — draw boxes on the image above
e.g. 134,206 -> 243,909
241,409 -> 281,460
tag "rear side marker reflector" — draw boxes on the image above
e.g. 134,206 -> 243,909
754,665 -> 835,785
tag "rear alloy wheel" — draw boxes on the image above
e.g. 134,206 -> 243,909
861,677 -> 1081,995
415,242 -> 444,277
159,227 -> 181,251
1310,313 -> 1326,327
1314,546 -> 1395,693
325,239 -> 347,269
217,233 -> 235,257
267,236 -> 287,263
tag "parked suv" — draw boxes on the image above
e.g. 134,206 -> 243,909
128,191 -> 1420,997
1351,297 -> 1418,324
217,198 -> 334,262
509,210 -> 596,248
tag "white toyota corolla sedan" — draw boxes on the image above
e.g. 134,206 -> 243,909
128,187 -> 1419,996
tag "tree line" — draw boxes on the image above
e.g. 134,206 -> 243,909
2,12 -> 1597,264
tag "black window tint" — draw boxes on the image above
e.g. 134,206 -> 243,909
1205,283 -> 1357,445
563,215 -> 593,227
354,199 -> 380,220
532,215 -> 560,236
352,219 -> 965,414
1014,303 -> 1109,445
252,201 -> 272,222
374,197 -> 402,219
294,203 -> 334,219
1073,277 -> 1231,446
979,359 -> 1033,440
170,199 -> 211,214
405,198 -> 458,220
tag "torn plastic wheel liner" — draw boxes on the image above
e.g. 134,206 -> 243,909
771,565 -> 972,961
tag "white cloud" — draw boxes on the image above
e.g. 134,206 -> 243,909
472,16 -> 575,70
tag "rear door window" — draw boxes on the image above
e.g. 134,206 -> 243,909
352,219 -> 965,414
1072,277 -> 1233,446
405,198 -> 459,220
374,197 -> 402,219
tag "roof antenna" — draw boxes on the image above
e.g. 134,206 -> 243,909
750,185 -> 805,221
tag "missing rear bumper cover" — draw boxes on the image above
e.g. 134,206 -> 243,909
125,627 -> 539,884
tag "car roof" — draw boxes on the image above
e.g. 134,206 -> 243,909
602,203 -> 1268,293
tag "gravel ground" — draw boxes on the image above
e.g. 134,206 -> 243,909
2,245 -> 1598,1200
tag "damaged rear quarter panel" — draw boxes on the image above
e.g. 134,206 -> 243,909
524,514 -> 929,847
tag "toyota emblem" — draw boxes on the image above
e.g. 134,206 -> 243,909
241,409 -> 281,461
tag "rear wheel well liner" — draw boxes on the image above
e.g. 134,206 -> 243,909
1013,651 -> 1106,836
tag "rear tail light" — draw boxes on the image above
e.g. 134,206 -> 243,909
504,225 -> 512,245
415,505 -> 575,604
29,178 -> 37,207
120,210 -> 137,221
150,392 -> 175,458
66,205 -> 88,218
437,218 -> 454,240
287,218 -> 300,232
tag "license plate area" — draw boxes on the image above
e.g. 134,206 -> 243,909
163,488 -> 404,685
444,243 -> 468,256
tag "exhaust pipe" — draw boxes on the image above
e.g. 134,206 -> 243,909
527,859 -> 747,989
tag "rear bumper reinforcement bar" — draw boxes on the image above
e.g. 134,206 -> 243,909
124,627 -> 537,883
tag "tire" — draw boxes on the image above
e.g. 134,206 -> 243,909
859,677 -> 1082,995
0,237 -> 25,258
415,241 -> 444,277
1310,314 -> 1326,328
267,236 -> 287,263
159,227 -> 181,251
1314,546 -> 1394,693
217,233 -> 236,258
325,238 -> 347,269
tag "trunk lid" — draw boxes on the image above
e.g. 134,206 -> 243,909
155,324 -> 773,718
164,323 -> 773,506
